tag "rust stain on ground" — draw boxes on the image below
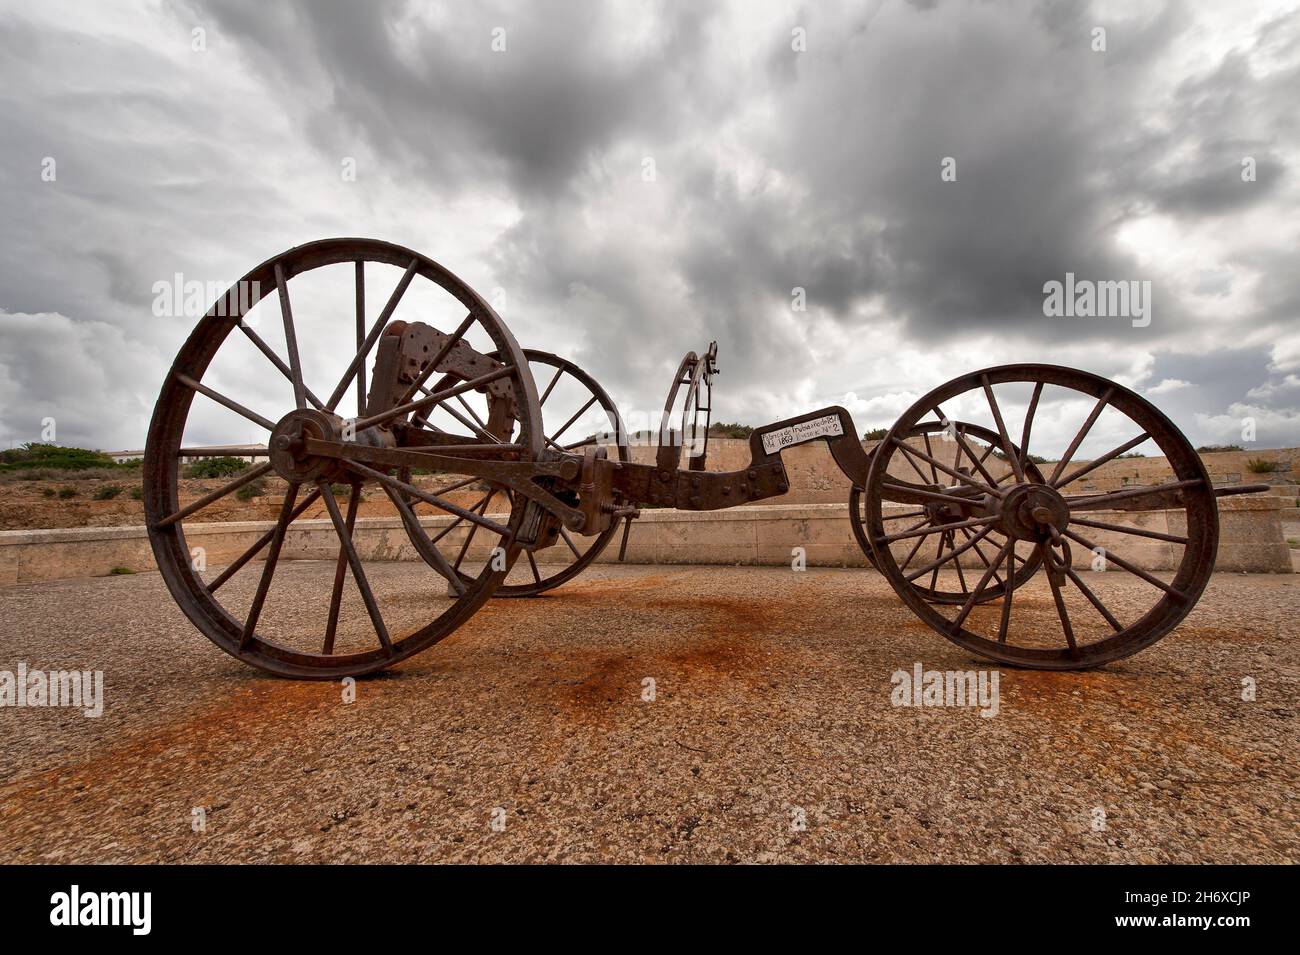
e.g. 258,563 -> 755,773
1002,668 -> 1266,779
1176,624 -> 1276,644
548,593 -> 806,729
0,681 -> 336,823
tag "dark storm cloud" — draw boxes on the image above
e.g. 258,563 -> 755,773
2,0 -> 1299,450
186,0 -> 716,201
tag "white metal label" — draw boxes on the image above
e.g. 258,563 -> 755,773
760,414 -> 844,455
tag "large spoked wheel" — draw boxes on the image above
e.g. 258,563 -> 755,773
410,349 -> 630,596
849,421 -> 1044,604
863,364 -> 1218,670
143,238 -> 543,678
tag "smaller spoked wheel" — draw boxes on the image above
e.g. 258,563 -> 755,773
410,349 -> 630,596
658,346 -> 715,470
863,365 -> 1218,670
849,421 -> 1043,604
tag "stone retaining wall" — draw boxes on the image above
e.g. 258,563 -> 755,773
0,495 -> 1289,585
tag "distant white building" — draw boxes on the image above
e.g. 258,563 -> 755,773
105,443 -> 267,465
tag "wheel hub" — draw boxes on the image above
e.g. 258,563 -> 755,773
999,483 -> 1069,541
269,409 -> 348,483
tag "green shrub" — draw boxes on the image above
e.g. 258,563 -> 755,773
94,484 -> 124,500
862,428 -> 888,441
1245,458 -> 1277,474
130,485 -> 144,500
235,478 -> 268,501
0,443 -> 125,473
709,421 -> 753,438
57,487 -> 78,499
42,487 -> 56,497
187,456 -> 250,479
1196,444 -> 1242,454
108,566 -> 134,575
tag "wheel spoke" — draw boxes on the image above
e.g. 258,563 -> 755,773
957,525 -> 1005,588
893,438 -> 999,495
538,364 -> 566,407
906,523 -> 997,582
319,481 -> 392,652
949,532 -> 969,593
428,489 -> 493,546
527,551 -> 542,583
1061,528 -> 1187,599
239,482 -> 300,650
1048,388 -> 1113,484
950,538 -> 1015,631
882,516 -> 933,545
344,460 -> 511,537
897,440 -> 934,485
559,526 -> 583,560
1058,558 -> 1123,632
548,395 -> 598,448
1039,543 -> 1079,653
453,491 -> 495,572
175,373 -> 276,432
322,483 -> 362,655
454,392 -> 492,435
921,431 -> 940,484
876,514 -> 995,545
381,482 -> 466,595
933,409 -> 1001,488
1017,381 -> 1043,478
881,481 -> 990,505
1052,432 -> 1151,489
238,321 -> 326,411
156,461 -> 275,528
417,389 -> 502,443
981,374 -> 1025,483
353,365 -> 516,433
326,258 -> 419,412
899,523 -> 931,569
928,530 -> 945,591
208,486 -> 322,592
997,546 -> 1015,642
1068,515 -> 1188,545
273,263 -> 307,410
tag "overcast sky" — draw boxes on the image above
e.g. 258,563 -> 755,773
2,0 -> 1298,455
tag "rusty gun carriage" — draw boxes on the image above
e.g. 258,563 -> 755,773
144,239 -> 1268,678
